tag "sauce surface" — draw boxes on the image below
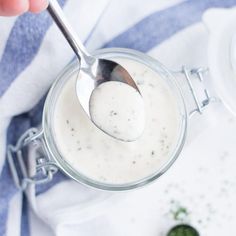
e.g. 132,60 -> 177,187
53,58 -> 181,184
89,81 -> 145,142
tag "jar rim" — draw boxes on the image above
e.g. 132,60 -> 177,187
42,47 -> 188,191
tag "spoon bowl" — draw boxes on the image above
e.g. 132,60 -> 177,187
76,58 -> 141,114
48,0 -> 144,142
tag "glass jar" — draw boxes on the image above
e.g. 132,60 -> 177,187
7,48 -> 214,191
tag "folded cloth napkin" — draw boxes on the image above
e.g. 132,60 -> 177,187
1,1 -> 236,236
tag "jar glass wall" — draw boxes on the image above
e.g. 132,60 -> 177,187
42,48 -> 187,191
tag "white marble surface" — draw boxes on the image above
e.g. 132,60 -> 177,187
80,22 -> 236,236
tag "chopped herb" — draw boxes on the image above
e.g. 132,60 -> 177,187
110,110 -> 118,116
197,219 -> 202,224
171,206 -> 189,221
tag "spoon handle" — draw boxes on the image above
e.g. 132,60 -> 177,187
47,0 -> 90,63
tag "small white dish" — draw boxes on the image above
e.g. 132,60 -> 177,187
203,7 -> 236,116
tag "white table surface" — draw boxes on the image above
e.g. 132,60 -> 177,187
85,22 -> 236,236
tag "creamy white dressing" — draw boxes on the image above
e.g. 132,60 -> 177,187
89,81 -> 145,141
53,58 -> 181,184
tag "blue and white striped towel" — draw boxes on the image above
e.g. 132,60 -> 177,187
1,1 -> 236,235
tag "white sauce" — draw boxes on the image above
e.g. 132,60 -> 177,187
89,81 -> 145,141
53,58 -> 181,184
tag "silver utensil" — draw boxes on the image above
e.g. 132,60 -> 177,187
47,0 -> 143,142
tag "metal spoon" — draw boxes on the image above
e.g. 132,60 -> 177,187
47,0 -> 143,142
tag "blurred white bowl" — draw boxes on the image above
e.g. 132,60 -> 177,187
203,7 -> 236,116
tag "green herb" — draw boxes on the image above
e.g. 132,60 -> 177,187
169,201 -> 189,222
110,110 -> 117,116
172,207 -> 188,221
